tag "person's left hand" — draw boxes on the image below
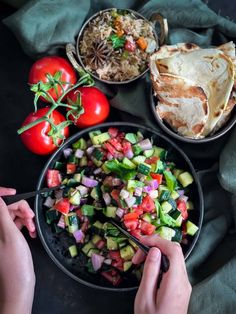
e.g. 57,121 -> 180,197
0,187 -> 36,238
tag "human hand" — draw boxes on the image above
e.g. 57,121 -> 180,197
0,187 -> 36,314
133,235 -> 192,314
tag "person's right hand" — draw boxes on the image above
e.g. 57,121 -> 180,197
133,235 -> 192,314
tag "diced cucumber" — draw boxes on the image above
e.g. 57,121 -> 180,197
88,248 -> 100,258
142,213 -> 152,223
69,190 -> 81,205
103,206 -> 117,218
127,179 -> 144,190
171,190 -> 180,200
170,210 -> 183,227
172,228 -> 182,242
155,160 -> 164,173
79,156 -> 88,167
123,261 -> 132,272
161,201 -> 172,214
122,157 -> 136,169
120,245 -> 135,261
153,146 -> 166,159
135,196 -> 143,205
173,168 -> 184,179
132,144 -> 143,156
46,209 -> 59,224
137,163 -> 151,175
51,223 -> 63,234
125,133 -> 137,144
92,148 -> 104,161
106,237 -> 118,250
91,132 -> 110,145
82,241 -> 95,256
128,240 -> 138,250
92,234 -> 102,245
65,213 -> 79,233
73,173 -> 81,183
178,172 -> 194,187
118,241 -> 127,249
93,220 -> 103,229
186,201 -> 194,210
158,184 -> 169,194
82,205 -> 94,216
144,149 -> 154,158
90,186 -> 101,200
102,161 -> 111,174
68,155 -> 78,164
157,226 -> 175,240
89,130 -> 101,139
66,178 -> 79,187
132,155 -> 146,165
91,157 -> 103,167
54,161 -> 64,170
69,245 -> 78,257
72,138 -> 87,150
168,198 -> 176,210
159,190 -> 171,202
186,221 -> 199,236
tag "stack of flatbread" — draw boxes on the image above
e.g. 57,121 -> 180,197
150,42 -> 236,138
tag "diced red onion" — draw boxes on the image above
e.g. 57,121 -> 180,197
57,215 -> 65,229
138,139 -> 153,151
63,148 -> 73,158
180,195 -> 188,203
134,187 -> 143,197
54,189 -> 63,200
69,205 -> 76,211
120,189 -> 130,200
125,148 -> 134,159
149,190 -> 159,199
116,207 -> 125,218
80,198 -> 88,205
114,152 -> 124,160
149,179 -> 159,190
73,229 -> 85,243
182,238 -> 189,245
91,253 -> 105,271
125,196 -> 136,208
94,168 -> 102,175
104,258 -> 112,265
177,190 -> 185,196
151,214 -> 156,219
107,153 -> 113,160
86,146 -> 94,155
43,196 -> 55,208
75,149 -> 84,158
96,240 -> 106,249
82,176 -> 98,187
112,178 -> 122,186
77,185 -> 89,196
103,193 -> 111,205
143,186 -> 152,193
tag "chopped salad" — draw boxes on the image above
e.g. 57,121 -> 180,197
43,127 -> 198,286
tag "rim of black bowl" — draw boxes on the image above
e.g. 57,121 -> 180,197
35,122 -> 204,291
150,88 -> 236,143
76,8 -> 158,85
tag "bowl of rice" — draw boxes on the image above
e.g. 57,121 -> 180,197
66,8 -> 167,84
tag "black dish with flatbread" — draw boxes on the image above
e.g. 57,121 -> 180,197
150,42 -> 236,143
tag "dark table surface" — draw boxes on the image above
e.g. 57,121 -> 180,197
0,1 -> 235,313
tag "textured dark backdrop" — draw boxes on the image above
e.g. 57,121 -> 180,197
0,1 -> 235,314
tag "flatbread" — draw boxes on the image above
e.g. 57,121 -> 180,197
151,73 -> 208,138
150,42 -> 235,138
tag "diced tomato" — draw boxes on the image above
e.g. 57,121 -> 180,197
87,160 -> 93,167
130,228 -> 142,240
109,250 -> 121,261
124,219 -> 138,231
133,206 -> 143,216
46,169 -> 61,188
104,142 -> 117,156
140,195 -> 155,213
108,138 -> 123,151
81,220 -> 89,232
110,189 -> 122,207
122,140 -> 132,154
150,173 -> 163,184
96,240 -> 106,250
182,222 -> 187,236
117,132 -> 125,140
108,127 -> 119,138
124,212 -> 139,220
125,39 -> 136,52
140,220 -> 156,235
101,270 -> 122,286
76,209 -> 83,219
112,259 -> 123,272
66,163 -> 76,174
54,198 -> 70,214
145,156 -> 159,165
177,200 -> 188,220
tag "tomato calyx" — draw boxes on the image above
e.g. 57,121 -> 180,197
66,92 -> 84,121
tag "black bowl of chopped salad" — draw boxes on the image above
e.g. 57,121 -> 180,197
35,122 -> 204,291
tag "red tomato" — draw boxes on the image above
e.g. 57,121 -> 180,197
124,219 -> 138,231
122,141 -> 132,155
124,212 -> 139,220
108,138 -> 123,151
130,229 -> 142,240
145,156 -> 159,165
108,127 -> 119,138
67,87 -> 110,128
140,220 -> 156,235
96,240 -> 106,250
20,108 -> 69,155
54,198 -> 70,214
110,189 -> 122,207
140,196 -> 155,213
66,163 -> 76,174
112,260 -> 123,272
124,40 -> 136,52
108,250 -> 121,260
101,270 -> 122,286
150,173 -> 163,184
177,199 -> 188,220
29,56 -> 77,102
133,206 -> 143,216
104,142 -> 117,156
46,169 -> 61,188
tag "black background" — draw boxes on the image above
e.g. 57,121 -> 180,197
0,1 -> 235,313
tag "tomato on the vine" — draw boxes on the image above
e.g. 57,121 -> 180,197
66,87 -> 110,128
28,56 -> 77,102
20,108 -> 69,155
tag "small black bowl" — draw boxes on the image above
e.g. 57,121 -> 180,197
150,89 -> 236,144
35,122 -> 204,291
